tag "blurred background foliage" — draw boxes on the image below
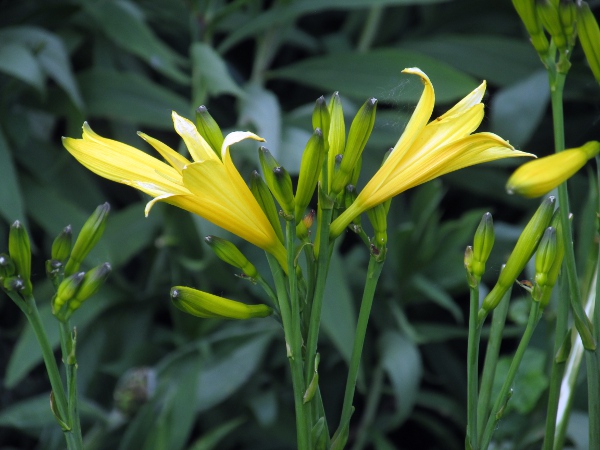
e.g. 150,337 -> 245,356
0,0 -> 599,449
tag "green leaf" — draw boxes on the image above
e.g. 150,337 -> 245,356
190,42 -> 245,106
321,250 -> 356,363
4,287 -> 124,388
403,35 -> 541,87
412,274 -> 463,323
269,49 -> 478,104
187,417 -> 246,450
0,26 -> 84,109
78,69 -> 189,128
83,0 -> 188,84
239,84 -> 282,158
0,128 -> 25,226
490,70 -> 550,148
0,42 -> 44,92
379,331 -> 422,422
218,0 -> 448,53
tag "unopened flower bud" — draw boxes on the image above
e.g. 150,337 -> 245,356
9,220 -> 32,295
312,96 -> 330,140
259,147 -> 295,217
470,213 -> 495,282
481,196 -> 555,312
507,141 -> 600,198
53,272 -> 85,315
250,171 -> 284,243
344,185 -> 362,233
366,203 -> 388,254
512,0 -> 550,55
327,92 -> 345,192
51,225 -> 72,263
195,105 -> 224,156
3,276 -> 24,292
577,2 -> 600,84
205,235 -> 258,278
0,253 -> 15,279
295,129 -> 325,219
296,210 -> 315,240
65,203 -> 110,276
558,0 -> 577,45
170,286 -> 272,319
536,212 -> 565,307
71,263 -> 111,306
331,98 -> 377,195
537,0 -> 569,52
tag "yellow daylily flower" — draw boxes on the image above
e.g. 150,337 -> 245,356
506,141 -> 600,198
63,112 -> 287,270
171,286 -> 272,319
330,68 -> 534,238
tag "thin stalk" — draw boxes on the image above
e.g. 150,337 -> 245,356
466,284 -> 481,450
477,289 -> 511,440
338,254 -> 385,431
266,254 -> 310,450
59,321 -> 83,448
357,6 -> 383,53
480,301 -> 542,450
304,205 -> 334,384
542,277 -> 569,450
351,363 -> 385,450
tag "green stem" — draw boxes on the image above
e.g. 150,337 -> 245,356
542,277 -> 569,450
338,253 -> 385,432
357,6 -> 383,53
466,284 -> 481,450
304,204 -> 334,384
59,321 -> 83,449
477,289 -> 511,439
480,301 -> 542,450
266,253 -> 310,450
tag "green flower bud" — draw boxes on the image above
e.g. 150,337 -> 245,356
366,203 -> 388,253
0,253 -> 15,279
303,354 -> 320,404
258,147 -> 295,217
205,235 -> 258,278
512,0 -> 550,55
296,209 -> 315,240
170,286 -> 272,319
65,203 -> 110,276
312,96 -> 330,146
350,156 -> 363,188
470,212 -> 495,282
51,225 -> 72,263
559,0 -> 577,45
331,98 -> 377,195
327,92 -> 345,193
9,220 -> 32,295
3,276 -> 24,292
71,263 -> 111,305
344,185 -> 362,233
195,105 -> 224,156
577,2 -> 600,85
295,128 -> 325,219
481,196 -> 555,312
538,0 -> 568,52
250,171 -> 284,243
534,227 -> 557,287
53,272 -> 85,315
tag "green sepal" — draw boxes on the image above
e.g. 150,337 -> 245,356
195,105 -> 224,156
64,203 -> 110,276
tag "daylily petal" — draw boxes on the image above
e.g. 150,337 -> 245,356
172,111 -> 218,162
439,81 -> 486,119
221,131 -> 265,160
138,132 -> 190,173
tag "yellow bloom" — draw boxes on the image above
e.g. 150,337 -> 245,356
63,112 -> 287,269
330,68 -> 534,238
170,286 -> 272,319
506,141 -> 600,198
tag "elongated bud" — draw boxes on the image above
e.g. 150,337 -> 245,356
296,210 -> 315,240
470,213 -> 495,283
312,96 -> 330,140
9,220 -> 32,295
558,0 -> 577,46
258,147 -> 295,217
534,227 -> 557,289
65,203 -> 110,276
537,0 -> 569,52
327,92 -> 345,192
53,272 -> 85,315
344,185 -> 362,233
195,106 -> 224,156
170,286 -> 272,319
71,263 -> 111,305
303,354 -> 320,404
507,141 -> 600,198
366,203 -> 388,254
51,225 -> 73,263
464,246 -> 476,287
512,0 -> 550,55
250,171 -> 284,243
577,2 -> 600,84
205,236 -> 258,278
481,196 -> 555,312
295,129 -> 325,219
0,253 -> 15,279
331,98 -> 377,195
